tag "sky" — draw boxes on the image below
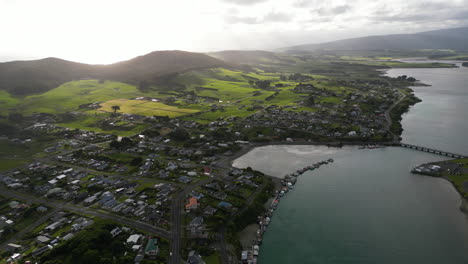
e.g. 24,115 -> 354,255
1,0 -> 468,64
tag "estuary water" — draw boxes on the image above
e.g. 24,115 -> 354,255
387,60 -> 468,153
233,61 -> 468,263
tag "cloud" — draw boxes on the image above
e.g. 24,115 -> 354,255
224,11 -> 292,24
375,13 -> 435,23
225,15 -> 260,24
448,10 -> 468,20
293,0 -> 320,8
263,11 -> 292,22
314,5 -> 351,16
369,2 -> 468,24
221,0 -> 268,5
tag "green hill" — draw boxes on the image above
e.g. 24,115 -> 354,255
0,50 -> 224,96
207,50 -> 280,64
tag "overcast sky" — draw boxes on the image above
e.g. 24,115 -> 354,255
1,0 -> 467,64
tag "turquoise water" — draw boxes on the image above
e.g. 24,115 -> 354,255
233,63 -> 468,263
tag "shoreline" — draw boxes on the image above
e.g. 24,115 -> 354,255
442,175 -> 468,219
222,140 -> 397,169
229,142 -> 468,261
230,148 -> 335,261
230,62 -> 467,262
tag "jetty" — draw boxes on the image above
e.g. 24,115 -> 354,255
399,143 -> 467,158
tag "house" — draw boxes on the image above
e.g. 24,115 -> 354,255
178,176 -> 192,184
203,205 -> 217,216
127,234 -> 142,244
213,192 -> 227,200
144,238 -> 159,257
83,195 -> 98,205
5,243 -> 22,252
32,245 -> 50,257
189,217 -> 204,228
241,251 -> 249,262
185,197 -> 199,211
110,227 -> 122,237
45,221 -> 63,231
187,251 -> 206,264
9,201 -> 19,209
132,245 -> 142,251
36,206 -> 48,213
63,233 -> 75,241
218,201 -> 232,209
134,253 -> 145,264
190,191 -> 204,200
36,236 -> 50,244
253,245 -> 259,256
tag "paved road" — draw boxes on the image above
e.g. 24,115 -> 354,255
217,227 -> 230,264
169,176 -> 214,264
384,88 -> 407,141
0,186 -> 171,239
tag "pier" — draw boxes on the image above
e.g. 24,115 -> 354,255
399,143 -> 467,158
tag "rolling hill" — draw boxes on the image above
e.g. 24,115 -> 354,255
282,27 -> 468,52
0,50 -> 225,95
207,50 -> 280,64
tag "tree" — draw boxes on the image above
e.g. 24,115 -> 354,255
169,128 -> 190,141
111,105 -> 120,113
109,140 -> 121,149
43,260 -> 64,264
306,95 -> 315,106
130,157 -> 143,166
82,249 -> 100,264
255,80 -> 271,89
462,62 -> 468,67
8,112 -> 23,122
138,80 -> 150,92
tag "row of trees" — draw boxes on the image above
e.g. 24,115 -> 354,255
248,80 -> 271,89
396,75 -> 416,82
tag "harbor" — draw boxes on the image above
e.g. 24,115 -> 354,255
240,158 -> 334,264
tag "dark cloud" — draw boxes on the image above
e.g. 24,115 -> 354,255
263,11 -> 292,22
225,15 -> 260,24
221,0 -> 268,5
416,2 -> 456,11
370,4 -> 468,24
375,13 -> 435,23
449,10 -> 468,20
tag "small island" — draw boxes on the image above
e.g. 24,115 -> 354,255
462,62 -> 468,67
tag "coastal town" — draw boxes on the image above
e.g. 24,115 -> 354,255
0,53 -> 465,264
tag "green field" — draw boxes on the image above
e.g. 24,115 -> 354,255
93,99 -> 200,117
57,115 -> 148,137
0,90 -> 19,113
14,80 -> 151,114
0,139 -> 51,171
203,254 -> 221,264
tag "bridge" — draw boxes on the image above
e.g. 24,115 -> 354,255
399,143 -> 467,158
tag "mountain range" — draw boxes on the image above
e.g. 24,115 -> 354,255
282,27 -> 468,52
